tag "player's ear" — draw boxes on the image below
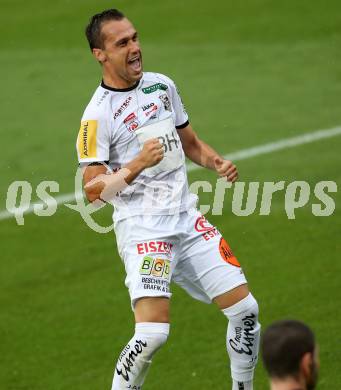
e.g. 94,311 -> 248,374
92,48 -> 106,63
300,352 -> 313,379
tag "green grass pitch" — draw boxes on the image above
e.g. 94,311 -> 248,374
1,0 -> 341,388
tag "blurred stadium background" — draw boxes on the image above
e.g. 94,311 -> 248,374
1,0 -> 340,388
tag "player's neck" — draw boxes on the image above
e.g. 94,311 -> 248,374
270,376 -> 306,390
102,69 -> 138,90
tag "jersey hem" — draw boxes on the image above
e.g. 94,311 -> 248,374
112,203 -> 198,222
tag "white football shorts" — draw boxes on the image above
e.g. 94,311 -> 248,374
114,210 -> 247,308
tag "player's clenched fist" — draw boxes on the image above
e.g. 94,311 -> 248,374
138,138 -> 164,168
214,157 -> 238,182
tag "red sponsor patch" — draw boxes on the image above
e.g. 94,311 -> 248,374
124,112 -> 140,132
194,215 -> 214,233
219,238 -> 240,267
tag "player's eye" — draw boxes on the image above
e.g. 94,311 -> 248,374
117,40 -> 127,47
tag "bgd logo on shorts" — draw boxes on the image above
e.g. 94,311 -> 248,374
140,256 -> 170,280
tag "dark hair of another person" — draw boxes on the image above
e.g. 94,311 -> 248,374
85,9 -> 125,50
261,320 -> 315,379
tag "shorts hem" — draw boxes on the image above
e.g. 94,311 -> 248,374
131,293 -> 172,310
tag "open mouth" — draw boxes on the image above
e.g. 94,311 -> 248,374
127,56 -> 142,72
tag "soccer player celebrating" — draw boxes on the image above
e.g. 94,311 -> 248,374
77,9 -> 261,390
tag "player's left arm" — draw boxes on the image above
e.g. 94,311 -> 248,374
164,75 -> 238,182
178,124 -> 238,182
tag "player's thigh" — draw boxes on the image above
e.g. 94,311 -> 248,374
176,213 -> 247,303
213,283 -> 249,310
134,296 -> 170,323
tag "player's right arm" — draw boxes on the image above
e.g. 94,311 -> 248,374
83,138 -> 164,203
77,98 -> 164,203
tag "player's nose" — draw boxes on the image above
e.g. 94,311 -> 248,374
129,40 -> 140,53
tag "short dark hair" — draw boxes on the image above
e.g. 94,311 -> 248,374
85,9 -> 125,50
261,320 -> 315,379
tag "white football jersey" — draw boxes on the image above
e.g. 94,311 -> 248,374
76,72 -> 197,221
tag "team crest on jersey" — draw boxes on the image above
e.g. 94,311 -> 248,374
124,112 -> 140,132
159,94 -> 172,112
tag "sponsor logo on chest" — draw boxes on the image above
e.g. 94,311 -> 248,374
124,112 -> 140,132
142,102 -> 159,117
114,96 -> 133,119
142,83 -> 168,94
142,102 -> 155,111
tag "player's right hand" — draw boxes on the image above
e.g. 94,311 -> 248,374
139,138 -> 164,168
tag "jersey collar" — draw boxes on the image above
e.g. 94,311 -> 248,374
101,79 -> 141,92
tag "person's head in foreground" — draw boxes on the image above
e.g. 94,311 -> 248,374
261,320 -> 319,390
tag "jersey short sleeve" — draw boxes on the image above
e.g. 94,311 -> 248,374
76,104 -> 111,165
157,74 -> 189,129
